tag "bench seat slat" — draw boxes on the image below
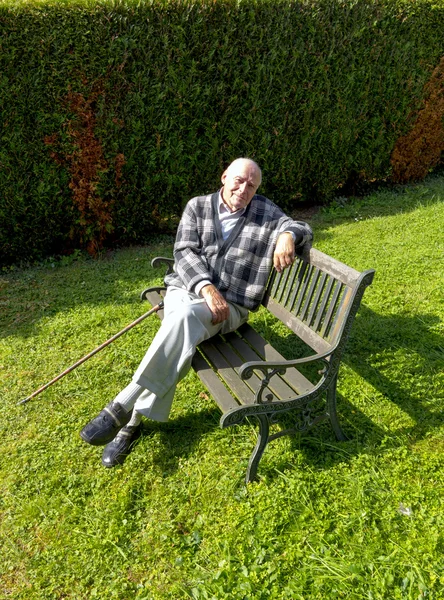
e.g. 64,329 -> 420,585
224,331 -> 302,401
198,339 -> 256,405
238,324 -> 315,395
143,289 -> 317,397
191,351 -> 239,413
207,336 -> 266,397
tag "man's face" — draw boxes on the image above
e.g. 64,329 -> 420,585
221,160 -> 261,212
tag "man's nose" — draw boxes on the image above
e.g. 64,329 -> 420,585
239,182 -> 248,194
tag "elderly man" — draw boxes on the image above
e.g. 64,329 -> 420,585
80,158 -> 313,466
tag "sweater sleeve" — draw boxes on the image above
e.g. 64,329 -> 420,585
272,205 -> 313,248
280,220 -> 313,247
172,199 -> 214,292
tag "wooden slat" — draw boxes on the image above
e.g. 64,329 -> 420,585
276,265 -> 292,305
313,276 -> 335,333
198,339 -> 256,405
191,352 -> 239,413
307,272 -> 328,327
270,269 -> 284,298
282,260 -> 303,307
287,261 -> 309,313
265,299 -> 331,354
238,324 -> 316,394
224,331 -> 301,401
293,264 -> 314,316
307,247 -> 361,286
210,335 -> 266,396
300,267 -> 322,322
329,286 -> 353,343
320,282 -> 343,338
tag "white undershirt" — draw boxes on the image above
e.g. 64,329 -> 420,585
218,193 -> 246,240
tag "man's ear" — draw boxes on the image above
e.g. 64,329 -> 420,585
221,170 -> 227,185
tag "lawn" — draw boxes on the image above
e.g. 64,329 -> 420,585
1,176 -> 443,599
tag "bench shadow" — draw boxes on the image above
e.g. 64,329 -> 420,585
345,305 -> 442,438
252,303 -> 443,478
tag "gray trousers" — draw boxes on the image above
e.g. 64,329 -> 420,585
114,286 -> 249,422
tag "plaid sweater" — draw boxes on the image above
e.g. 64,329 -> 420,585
165,191 -> 313,310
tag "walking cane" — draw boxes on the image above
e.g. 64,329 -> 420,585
18,301 -> 164,406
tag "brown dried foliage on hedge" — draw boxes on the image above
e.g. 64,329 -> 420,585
45,80 -> 115,256
391,56 -> 444,183
65,82 -> 113,255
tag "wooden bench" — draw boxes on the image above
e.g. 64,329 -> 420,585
142,246 -> 375,483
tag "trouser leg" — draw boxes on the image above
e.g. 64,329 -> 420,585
113,287 -> 248,422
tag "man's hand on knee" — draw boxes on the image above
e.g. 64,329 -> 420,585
200,284 -> 230,324
273,232 -> 295,273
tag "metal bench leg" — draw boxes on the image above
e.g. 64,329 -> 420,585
245,414 -> 270,483
326,375 -> 348,441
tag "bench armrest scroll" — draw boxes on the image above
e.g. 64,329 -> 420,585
151,256 -> 174,274
140,257 -> 174,301
239,349 -> 334,382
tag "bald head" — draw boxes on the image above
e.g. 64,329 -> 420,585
221,158 -> 262,212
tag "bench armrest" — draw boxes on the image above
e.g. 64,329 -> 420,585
151,256 -> 174,273
239,348 -> 334,381
140,257 -> 174,301
237,349 -> 338,407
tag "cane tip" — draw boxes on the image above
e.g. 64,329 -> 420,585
17,398 -> 29,406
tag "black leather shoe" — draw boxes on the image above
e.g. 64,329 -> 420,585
101,424 -> 142,467
79,402 -> 132,446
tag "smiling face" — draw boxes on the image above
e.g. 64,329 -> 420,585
221,158 -> 262,212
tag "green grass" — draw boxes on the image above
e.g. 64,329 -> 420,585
1,177 -> 444,599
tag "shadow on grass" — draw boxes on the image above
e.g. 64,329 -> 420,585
137,406 -> 221,476
249,303 -> 443,479
347,305 -> 443,435
0,238 -> 174,342
254,396 -> 386,480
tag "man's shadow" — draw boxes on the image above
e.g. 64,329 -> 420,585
136,406 -> 222,477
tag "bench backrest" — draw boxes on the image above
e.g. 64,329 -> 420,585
262,245 -> 375,355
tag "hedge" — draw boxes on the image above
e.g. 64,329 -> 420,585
0,0 -> 443,265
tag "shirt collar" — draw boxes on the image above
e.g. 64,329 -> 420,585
218,189 -> 246,217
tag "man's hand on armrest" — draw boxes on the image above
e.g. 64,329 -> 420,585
200,284 -> 230,324
273,232 -> 296,273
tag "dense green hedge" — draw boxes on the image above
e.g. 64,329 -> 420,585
1,0 -> 443,265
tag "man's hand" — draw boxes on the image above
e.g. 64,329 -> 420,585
200,284 -> 230,324
273,232 -> 295,273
